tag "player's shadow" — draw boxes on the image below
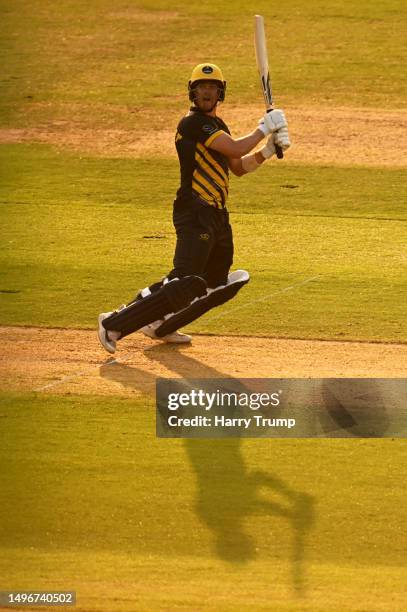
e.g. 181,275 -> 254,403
145,344 -> 315,595
99,345 -> 315,594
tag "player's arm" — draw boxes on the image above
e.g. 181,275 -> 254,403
228,133 -> 289,176
211,110 -> 291,176
228,151 -> 266,177
209,109 -> 289,159
210,129 -> 264,159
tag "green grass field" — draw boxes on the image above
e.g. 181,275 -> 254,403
1,0 -> 406,610
1,393 -> 406,610
1,144 -> 406,340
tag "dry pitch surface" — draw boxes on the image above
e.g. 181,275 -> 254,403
2,327 -> 406,399
1,105 -> 406,167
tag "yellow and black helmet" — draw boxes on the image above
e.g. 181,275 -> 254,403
188,63 -> 226,102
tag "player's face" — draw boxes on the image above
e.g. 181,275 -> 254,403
194,81 -> 220,112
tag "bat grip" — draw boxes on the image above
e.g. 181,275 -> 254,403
275,144 -> 284,159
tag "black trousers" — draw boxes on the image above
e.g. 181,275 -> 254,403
168,198 -> 234,288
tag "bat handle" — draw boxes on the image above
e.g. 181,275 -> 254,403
275,144 -> 284,159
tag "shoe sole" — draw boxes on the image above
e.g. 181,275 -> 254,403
163,335 -> 192,344
98,314 -> 116,354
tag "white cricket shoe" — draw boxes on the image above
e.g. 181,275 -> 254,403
141,324 -> 192,344
98,312 -> 117,354
163,330 -> 192,344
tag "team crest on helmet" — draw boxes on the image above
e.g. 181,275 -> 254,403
202,65 -> 213,74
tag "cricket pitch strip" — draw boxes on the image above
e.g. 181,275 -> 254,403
1,326 -> 406,399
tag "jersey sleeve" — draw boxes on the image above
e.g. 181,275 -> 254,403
178,114 -> 226,147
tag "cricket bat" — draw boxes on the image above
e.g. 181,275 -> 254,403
254,14 -> 284,159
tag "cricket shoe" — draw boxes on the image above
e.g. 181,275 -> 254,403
98,312 -> 117,354
141,323 -> 192,344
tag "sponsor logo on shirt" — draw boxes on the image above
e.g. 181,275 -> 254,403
203,124 -> 217,134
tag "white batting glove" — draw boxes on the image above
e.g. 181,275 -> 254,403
274,126 -> 291,151
260,135 -> 277,159
258,109 -> 287,136
260,128 -> 291,160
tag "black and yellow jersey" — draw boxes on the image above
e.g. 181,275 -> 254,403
175,108 -> 230,209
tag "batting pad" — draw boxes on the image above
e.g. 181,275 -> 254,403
103,275 -> 207,338
155,270 -> 250,337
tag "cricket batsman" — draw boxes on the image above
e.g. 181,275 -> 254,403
98,63 -> 291,353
